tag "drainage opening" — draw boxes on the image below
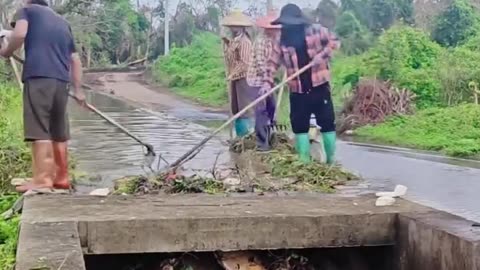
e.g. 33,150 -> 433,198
85,246 -> 393,270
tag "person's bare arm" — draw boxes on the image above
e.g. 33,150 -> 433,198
0,20 -> 27,57
71,53 -> 82,90
71,52 -> 86,106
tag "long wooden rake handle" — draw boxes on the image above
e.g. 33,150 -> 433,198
169,62 -> 315,169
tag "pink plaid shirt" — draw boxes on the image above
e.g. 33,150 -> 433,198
263,24 -> 340,93
247,35 -> 274,87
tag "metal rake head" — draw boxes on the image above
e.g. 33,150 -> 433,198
268,123 -> 289,132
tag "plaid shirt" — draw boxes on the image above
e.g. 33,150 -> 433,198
247,35 -> 274,87
224,33 -> 252,81
263,24 -> 340,93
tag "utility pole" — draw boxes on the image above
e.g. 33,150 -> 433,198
164,0 -> 170,55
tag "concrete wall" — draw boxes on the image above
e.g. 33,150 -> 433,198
395,211 -> 480,270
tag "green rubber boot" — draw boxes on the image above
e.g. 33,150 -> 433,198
295,133 -> 311,163
322,131 -> 336,165
235,118 -> 250,137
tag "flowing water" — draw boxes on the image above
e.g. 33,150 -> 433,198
68,73 -> 480,222
68,90 -> 230,189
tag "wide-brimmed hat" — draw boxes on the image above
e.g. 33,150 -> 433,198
272,4 -> 311,25
256,10 -> 281,29
222,10 -> 253,27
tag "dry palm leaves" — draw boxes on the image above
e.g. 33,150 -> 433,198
338,79 -> 415,134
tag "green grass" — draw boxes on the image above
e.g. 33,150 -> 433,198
153,32 -> 228,107
0,84 -> 31,193
0,82 -> 29,269
0,194 -> 19,269
356,104 -> 480,157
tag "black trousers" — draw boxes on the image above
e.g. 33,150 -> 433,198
289,83 -> 335,134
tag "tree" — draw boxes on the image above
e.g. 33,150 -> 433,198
335,11 -> 373,55
432,0 -> 478,47
369,0 -> 395,34
340,0 -> 414,35
335,11 -> 361,38
316,0 -> 339,29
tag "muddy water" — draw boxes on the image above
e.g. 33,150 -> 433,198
68,90 -> 230,190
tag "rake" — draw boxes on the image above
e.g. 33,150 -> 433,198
267,71 -> 289,133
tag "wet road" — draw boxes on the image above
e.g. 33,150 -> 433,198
69,73 -> 479,222
337,142 -> 480,222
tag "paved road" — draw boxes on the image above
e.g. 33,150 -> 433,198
338,142 -> 480,222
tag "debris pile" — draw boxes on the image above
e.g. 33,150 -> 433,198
338,79 -> 415,134
229,133 -> 291,153
114,133 -> 357,195
114,173 -> 224,195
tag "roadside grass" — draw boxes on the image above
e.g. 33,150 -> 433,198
356,104 -> 480,157
153,32 -> 228,107
0,83 -> 26,269
0,194 -> 19,269
0,84 -> 31,193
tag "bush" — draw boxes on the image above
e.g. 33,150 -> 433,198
368,25 -> 442,107
356,104 -> 480,157
153,32 -> 227,106
330,54 -> 372,105
432,0 -> 479,47
434,47 -> 480,105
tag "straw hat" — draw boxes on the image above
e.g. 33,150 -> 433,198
222,10 -> 253,27
256,10 -> 281,29
272,3 -> 310,25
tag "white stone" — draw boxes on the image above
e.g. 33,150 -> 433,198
89,188 -> 110,197
376,185 -> 408,198
375,196 -> 396,206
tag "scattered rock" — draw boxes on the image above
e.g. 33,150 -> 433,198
375,185 -> 407,198
375,196 -> 396,206
89,188 -> 110,197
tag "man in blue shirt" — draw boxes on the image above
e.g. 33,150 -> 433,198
0,0 -> 85,192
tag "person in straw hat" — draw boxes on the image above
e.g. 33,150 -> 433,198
222,10 -> 255,138
260,4 -> 340,164
247,10 -> 281,151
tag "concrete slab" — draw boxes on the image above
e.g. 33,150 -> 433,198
395,211 -> 480,270
19,193 -> 433,257
16,221 -> 86,270
20,193 -> 480,270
